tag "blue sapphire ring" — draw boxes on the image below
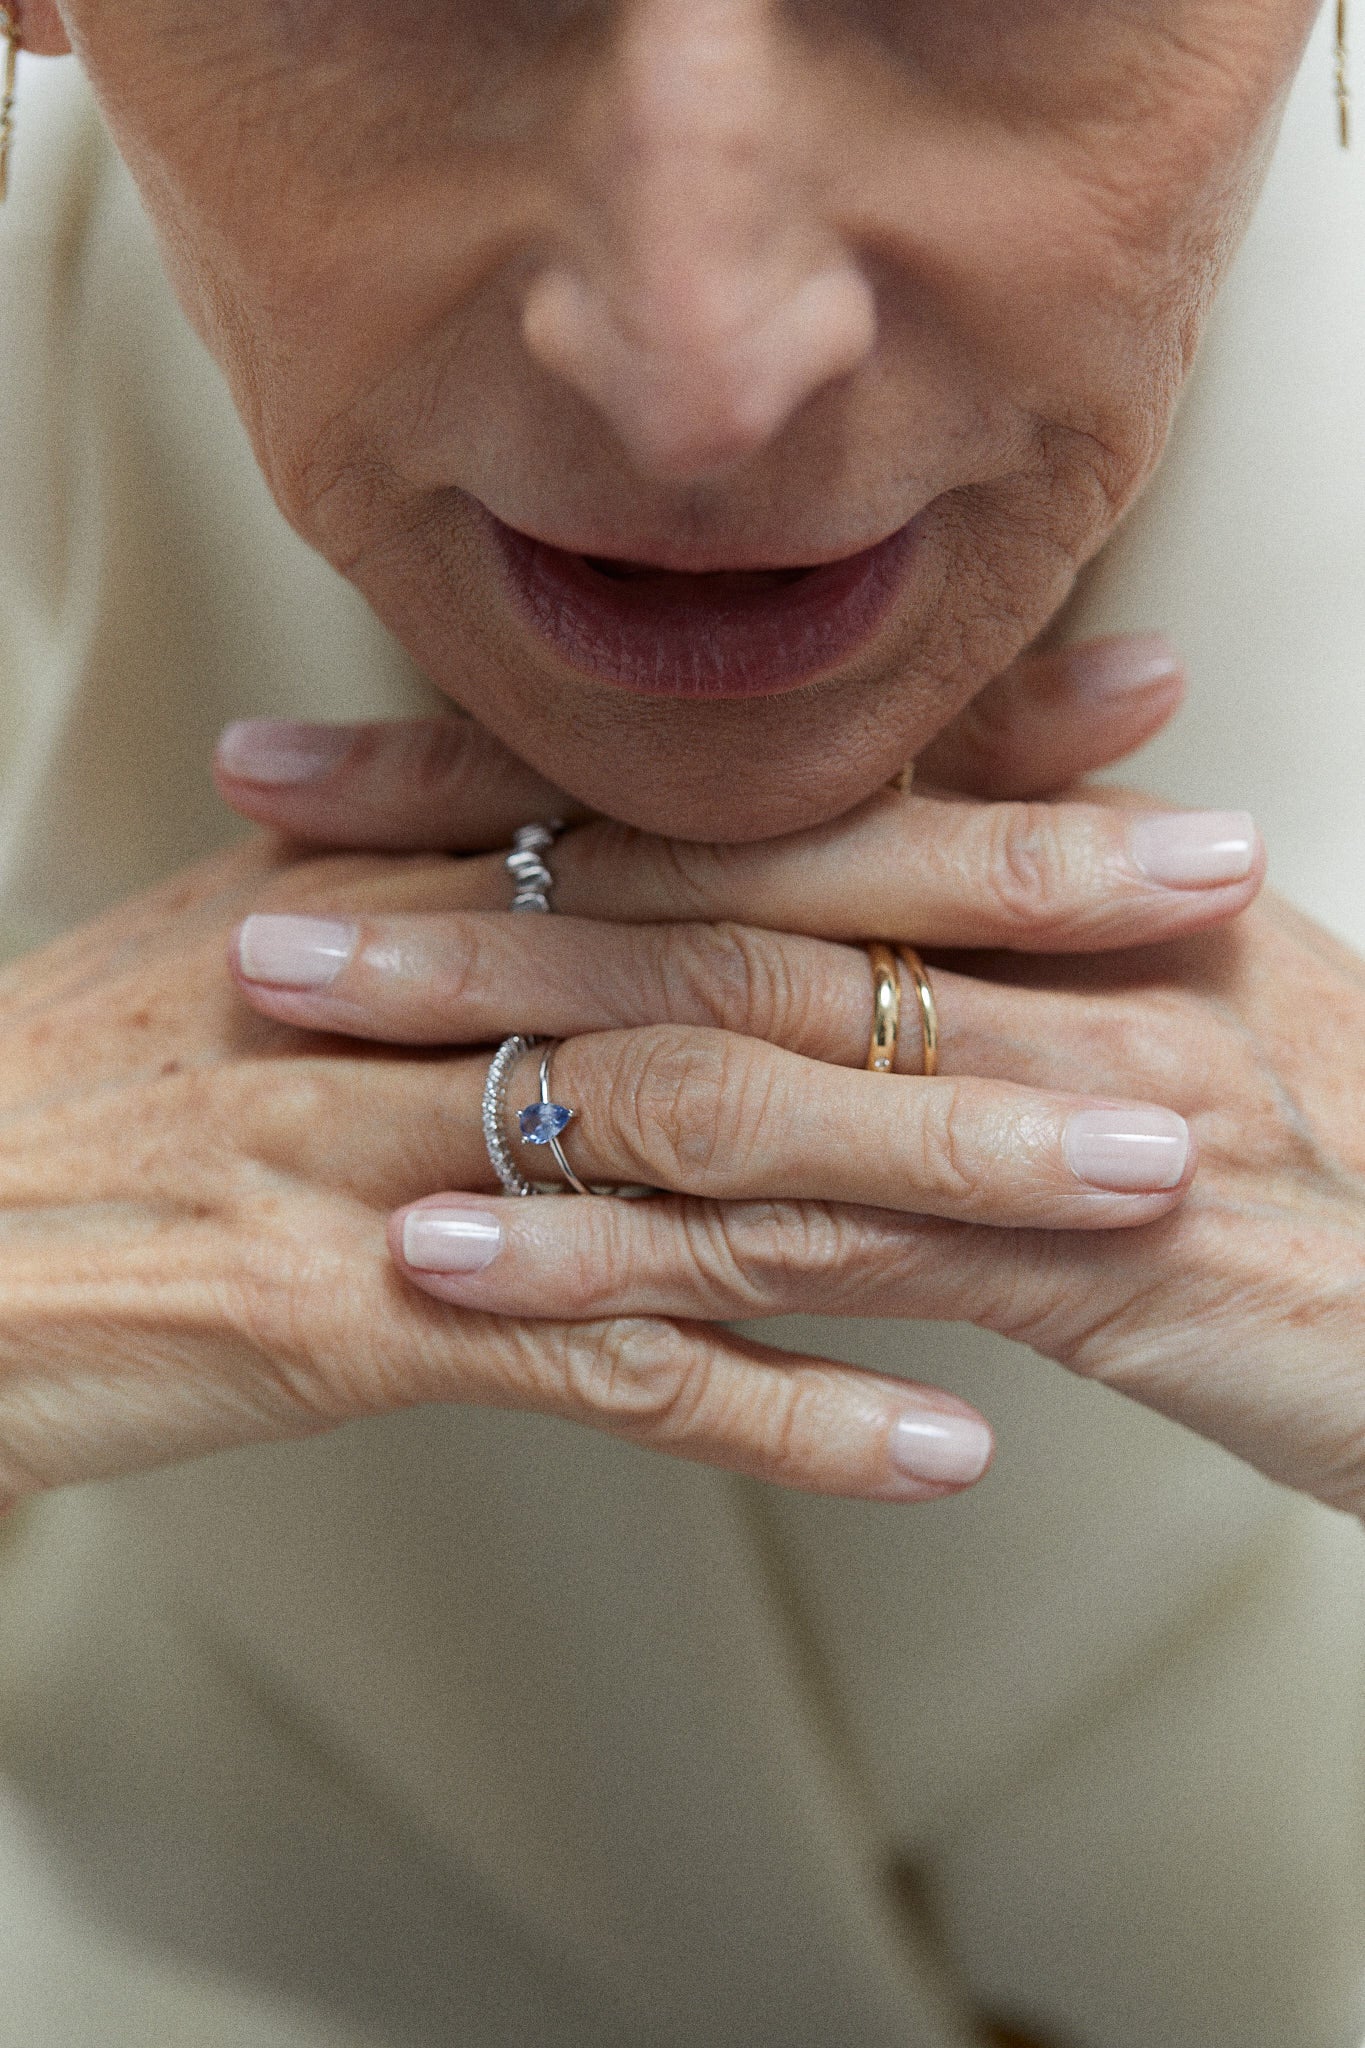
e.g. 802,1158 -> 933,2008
483,1036 -> 654,1199
518,1043 -> 593,1196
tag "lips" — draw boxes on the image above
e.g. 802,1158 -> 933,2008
483,511 -> 918,699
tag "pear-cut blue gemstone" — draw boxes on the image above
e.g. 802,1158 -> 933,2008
518,1101 -> 574,1145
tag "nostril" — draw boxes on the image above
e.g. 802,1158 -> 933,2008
523,259 -> 877,481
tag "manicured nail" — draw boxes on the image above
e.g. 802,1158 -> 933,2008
1061,632 -> 1181,698
217,720 -> 355,786
402,1209 -> 504,1273
236,914 -> 356,989
1064,1107 -> 1190,1192
1130,810 -> 1257,888
888,1409 -> 993,1488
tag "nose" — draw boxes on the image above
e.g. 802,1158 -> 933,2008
521,0 -> 878,483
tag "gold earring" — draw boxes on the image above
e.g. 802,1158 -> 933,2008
0,5 -> 18,206
1337,0 -> 1351,150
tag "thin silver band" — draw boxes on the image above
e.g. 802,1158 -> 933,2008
537,1045 -> 593,1196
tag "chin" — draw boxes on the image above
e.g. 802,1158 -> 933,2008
341,486 -> 1075,842
420,617 -> 986,841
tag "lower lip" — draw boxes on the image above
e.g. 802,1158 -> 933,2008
484,514 -> 918,700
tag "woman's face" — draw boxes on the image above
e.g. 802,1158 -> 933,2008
39,0 -> 1316,837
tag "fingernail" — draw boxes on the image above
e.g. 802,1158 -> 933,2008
1061,632 -> 1181,697
1064,1107 -> 1190,1192
217,720 -> 354,786
1130,810 -> 1257,888
237,914 -> 356,989
402,1209 -> 504,1273
888,1409 -> 993,1488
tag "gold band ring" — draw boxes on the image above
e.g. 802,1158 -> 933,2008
898,945 -> 940,1078
865,942 -> 940,1077
866,943 -> 902,1072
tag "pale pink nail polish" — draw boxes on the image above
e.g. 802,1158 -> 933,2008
888,1410 -> 993,1487
236,915 -> 356,989
403,1210 -> 504,1273
1130,810 -> 1257,888
1064,1107 -> 1190,1192
217,720 -> 354,786
1060,633 -> 1181,698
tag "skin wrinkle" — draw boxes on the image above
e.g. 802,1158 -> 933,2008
27,0 -> 1318,839
9,0 -> 1365,1527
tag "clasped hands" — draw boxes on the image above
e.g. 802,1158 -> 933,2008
2,635 -> 1363,1515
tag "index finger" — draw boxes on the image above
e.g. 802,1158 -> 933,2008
549,789 -> 1263,951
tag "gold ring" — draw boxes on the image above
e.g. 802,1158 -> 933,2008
866,943 -> 901,1072
898,946 -> 940,1078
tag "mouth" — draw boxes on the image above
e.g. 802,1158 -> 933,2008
482,511 -> 919,699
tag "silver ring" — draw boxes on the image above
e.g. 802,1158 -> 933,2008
516,1044 -> 593,1196
483,1035 -> 539,1196
506,821 -> 564,914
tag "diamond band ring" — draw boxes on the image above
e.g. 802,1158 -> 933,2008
482,1034 -> 656,1199
483,1034 -> 540,1196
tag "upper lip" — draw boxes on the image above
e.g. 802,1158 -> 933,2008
474,503 -> 917,575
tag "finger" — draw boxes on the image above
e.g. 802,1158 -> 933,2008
0,1167 -> 991,1502
915,634 -> 1185,798
214,713 -> 589,853
231,910 -> 939,1066
283,1218 -> 998,1502
391,1191 -> 1062,1335
227,908 -> 1224,1114
548,791 -> 1264,950
398,1297 -> 997,1502
426,1026 -> 1196,1229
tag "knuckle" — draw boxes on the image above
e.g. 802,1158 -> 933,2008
665,922 -> 805,1042
560,818 -> 650,898
683,1200 -> 860,1304
650,835 -> 735,918
914,1081 -> 985,1208
981,803 -> 1076,936
420,916 -> 488,1012
557,1316 -> 705,1433
608,1027 -> 768,1186
552,1202 -> 644,1318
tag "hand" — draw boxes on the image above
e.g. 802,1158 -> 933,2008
0,838 -> 992,1504
214,637 -> 1365,1513
0,633 -> 1196,1506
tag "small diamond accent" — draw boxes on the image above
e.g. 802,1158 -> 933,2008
518,1102 -> 574,1145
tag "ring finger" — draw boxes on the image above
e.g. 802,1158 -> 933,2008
229,908 -> 1200,1108
370,1024 -> 1195,1229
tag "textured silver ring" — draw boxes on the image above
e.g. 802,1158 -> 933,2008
483,1034 -> 538,1196
506,821 -> 564,914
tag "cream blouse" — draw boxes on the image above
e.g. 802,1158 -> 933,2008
0,18 -> 1362,2047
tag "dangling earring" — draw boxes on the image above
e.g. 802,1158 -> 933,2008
1337,0 -> 1351,150
0,5 -> 18,205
